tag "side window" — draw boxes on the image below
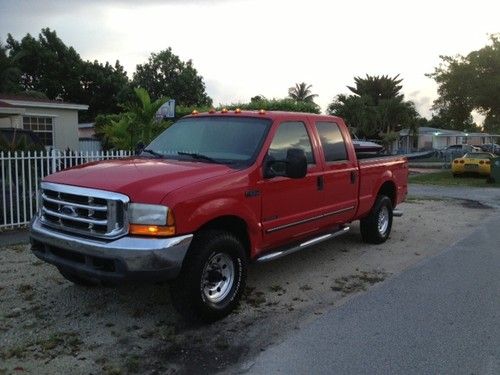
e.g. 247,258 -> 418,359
268,121 -> 315,164
316,121 -> 347,162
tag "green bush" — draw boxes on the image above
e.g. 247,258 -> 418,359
176,98 -> 321,118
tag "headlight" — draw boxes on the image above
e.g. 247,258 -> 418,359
128,203 -> 175,236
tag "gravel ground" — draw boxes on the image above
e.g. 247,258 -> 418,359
0,199 -> 497,375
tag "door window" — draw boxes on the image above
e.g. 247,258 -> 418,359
268,121 -> 315,164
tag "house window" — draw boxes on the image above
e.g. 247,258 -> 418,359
23,116 -> 53,146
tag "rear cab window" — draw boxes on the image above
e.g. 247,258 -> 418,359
315,121 -> 348,164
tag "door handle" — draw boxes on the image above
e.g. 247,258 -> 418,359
317,175 -> 324,191
350,171 -> 357,184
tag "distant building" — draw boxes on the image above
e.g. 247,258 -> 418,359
398,127 -> 499,153
0,95 -> 88,150
78,122 -> 96,138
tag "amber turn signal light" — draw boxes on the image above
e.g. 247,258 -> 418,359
129,224 -> 175,237
129,210 -> 176,237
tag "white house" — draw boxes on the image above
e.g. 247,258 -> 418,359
398,127 -> 499,153
0,95 -> 88,150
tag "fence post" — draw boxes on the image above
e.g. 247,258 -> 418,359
51,149 -> 57,174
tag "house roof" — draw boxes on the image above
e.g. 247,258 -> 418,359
0,94 -> 88,111
0,100 -> 26,116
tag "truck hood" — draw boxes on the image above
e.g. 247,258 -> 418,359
44,158 -> 235,203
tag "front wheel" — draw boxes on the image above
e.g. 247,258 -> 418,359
360,195 -> 393,244
170,230 -> 247,322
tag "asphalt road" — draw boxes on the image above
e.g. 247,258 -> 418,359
241,212 -> 500,374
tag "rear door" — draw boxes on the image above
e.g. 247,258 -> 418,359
314,121 -> 358,224
259,120 -> 325,249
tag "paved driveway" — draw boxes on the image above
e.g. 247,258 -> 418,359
242,212 -> 500,374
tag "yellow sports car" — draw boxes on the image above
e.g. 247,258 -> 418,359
452,152 -> 495,177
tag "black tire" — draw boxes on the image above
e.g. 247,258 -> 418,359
170,230 -> 247,322
58,268 -> 98,286
360,195 -> 393,244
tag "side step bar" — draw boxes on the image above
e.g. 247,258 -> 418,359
393,209 -> 403,217
256,226 -> 350,263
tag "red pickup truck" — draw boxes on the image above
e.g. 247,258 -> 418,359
30,110 -> 407,321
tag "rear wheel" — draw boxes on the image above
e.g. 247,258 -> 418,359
360,195 -> 393,244
170,230 -> 247,322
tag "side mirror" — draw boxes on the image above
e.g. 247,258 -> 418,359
135,142 -> 145,155
285,148 -> 307,179
264,148 -> 307,179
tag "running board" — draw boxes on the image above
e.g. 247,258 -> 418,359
256,226 -> 350,263
393,209 -> 403,217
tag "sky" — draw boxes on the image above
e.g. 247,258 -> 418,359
1,0 -> 499,122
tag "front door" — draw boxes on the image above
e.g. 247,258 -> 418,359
259,120 -> 325,249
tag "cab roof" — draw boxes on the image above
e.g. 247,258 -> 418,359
184,110 -> 343,123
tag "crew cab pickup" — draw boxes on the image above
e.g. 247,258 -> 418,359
30,111 -> 408,321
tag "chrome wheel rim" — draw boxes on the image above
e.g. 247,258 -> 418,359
201,252 -> 235,304
378,206 -> 390,235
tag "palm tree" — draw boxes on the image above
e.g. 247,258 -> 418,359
288,82 -> 318,102
347,74 -> 403,105
102,87 -> 169,149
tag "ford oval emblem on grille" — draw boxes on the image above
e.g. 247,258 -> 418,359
61,205 -> 78,217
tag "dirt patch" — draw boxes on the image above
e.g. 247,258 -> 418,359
0,199 -> 496,374
461,199 -> 493,209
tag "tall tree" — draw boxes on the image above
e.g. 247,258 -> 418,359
288,82 -> 318,102
133,48 -> 212,106
78,60 -> 132,121
4,28 -> 132,121
428,34 -> 500,133
0,43 -> 21,93
328,74 -> 420,144
6,28 -> 82,100
347,74 -> 403,105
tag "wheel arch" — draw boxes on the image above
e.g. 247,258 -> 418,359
377,180 -> 397,208
195,215 -> 251,259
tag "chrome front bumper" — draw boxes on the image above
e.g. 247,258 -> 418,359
30,217 -> 193,282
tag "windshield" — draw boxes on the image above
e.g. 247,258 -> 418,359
144,116 -> 272,165
464,152 -> 493,159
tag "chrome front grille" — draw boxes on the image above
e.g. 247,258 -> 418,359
39,182 -> 129,239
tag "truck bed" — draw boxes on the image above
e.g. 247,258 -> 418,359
356,155 -> 408,218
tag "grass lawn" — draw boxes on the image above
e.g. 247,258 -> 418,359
409,170 -> 499,187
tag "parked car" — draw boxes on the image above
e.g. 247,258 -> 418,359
451,152 -> 495,177
30,110 -> 408,321
480,143 -> 500,155
440,144 -> 481,160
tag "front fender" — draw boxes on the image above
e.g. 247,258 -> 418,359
172,197 -> 262,254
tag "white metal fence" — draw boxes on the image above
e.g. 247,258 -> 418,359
0,150 -> 133,230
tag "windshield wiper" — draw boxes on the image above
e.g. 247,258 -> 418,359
177,151 -> 227,164
142,149 -> 164,158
